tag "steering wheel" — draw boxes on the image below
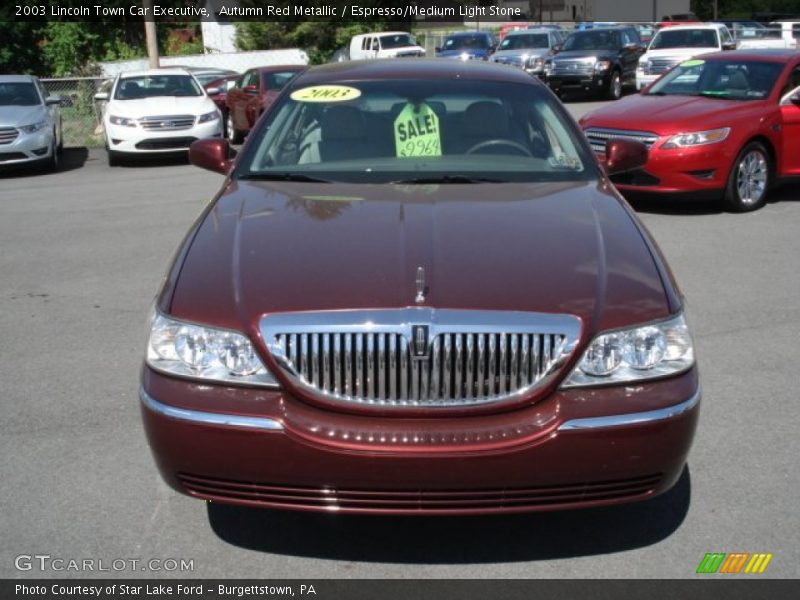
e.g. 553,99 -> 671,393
465,138 -> 533,157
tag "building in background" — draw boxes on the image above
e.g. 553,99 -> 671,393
201,0 -> 237,54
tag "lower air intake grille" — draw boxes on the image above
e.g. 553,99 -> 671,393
179,473 -> 663,513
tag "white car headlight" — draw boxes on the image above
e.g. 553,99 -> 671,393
146,311 -> 279,387
662,128 -> 730,149
20,120 -> 48,133
527,56 -> 544,71
109,115 -> 137,127
595,60 -> 612,72
198,110 -> 220,124
561,313 -> 694,388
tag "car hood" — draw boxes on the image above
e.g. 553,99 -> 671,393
438,49 -> 490,58
580,94 -> 764,134
642,48 -> 716,59
552,50 -> 611,61
492,49 -> 549,60
168,180 -> 671,340
0,105 -> 46,127
107,96 -> 214,118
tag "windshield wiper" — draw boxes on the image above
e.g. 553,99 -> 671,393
696,91 -> 734,99
390,175 -> 507,184
239,172 -> 332,183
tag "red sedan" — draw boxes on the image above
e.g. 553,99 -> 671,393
141,60 -> 699,516
580,50 -> 800,211
225,65 -> 306,143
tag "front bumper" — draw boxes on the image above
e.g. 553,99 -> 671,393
636,73 -> 658,90
547,72 -> 611,93
105,119 -> 222,154
0,127 -> 54,166
605,141 -> 735,196
140,366 -> 700,515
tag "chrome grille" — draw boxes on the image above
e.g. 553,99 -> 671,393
646,57 -> 681,75
0,127 -> 19,145
139,115 -> 196,131
551,59 -> 595,76
584,127 -> 659,153
262,309 -> 580,409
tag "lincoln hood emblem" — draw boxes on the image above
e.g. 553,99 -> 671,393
415,266 -> 426,304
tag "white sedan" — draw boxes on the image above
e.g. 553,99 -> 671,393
96,69 -> 223,166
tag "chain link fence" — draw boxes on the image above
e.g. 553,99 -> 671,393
40,77 -> 110,148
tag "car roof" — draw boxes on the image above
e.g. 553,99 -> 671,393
294,59 -> 538,86
0,74 -> 36,83
250,65 -> 307,74
119,68 -> 191,77
508,28 -> 552,35
656,23 -> 726,31
697,48 -> 800,61
447,31 -> 491,37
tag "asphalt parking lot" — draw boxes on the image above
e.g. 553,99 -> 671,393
1,99 -> 799,579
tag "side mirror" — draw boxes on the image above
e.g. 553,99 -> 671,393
243,84 -> 258,95
488,45 -> 496,54
603,139 -> 648,175
206,87 -> 221,96
434,46 -> 441,53
45,95 -> 61,106
552,44 -> 562,53
94,92 -> 109,101
189,139 -> 233,175
722,41 -> 737,50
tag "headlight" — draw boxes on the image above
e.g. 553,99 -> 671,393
109,115 -> 137,127
527,56 -> 544,71
459,52 -> 471,61
561,313 -> 694,388
20,120 -> 48,133
146,311 -> 279,387
198,110 -> 220,123
544,60 -> 554,74
595,60 -> 612,72
662,128 -> 730,149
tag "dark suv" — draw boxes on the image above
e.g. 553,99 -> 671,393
544,27 -> 645,100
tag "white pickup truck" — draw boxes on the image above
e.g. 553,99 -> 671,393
349,32 -> 425,60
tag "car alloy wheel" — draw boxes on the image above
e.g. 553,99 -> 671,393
724,142 -> 770,212
607,71 -> 622,100
227,114 -> 243,144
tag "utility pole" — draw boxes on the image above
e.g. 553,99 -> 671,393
143,0 -> 159,68
714,0 -> 718,20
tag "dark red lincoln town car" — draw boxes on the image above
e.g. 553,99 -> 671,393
141,60 -> 699,515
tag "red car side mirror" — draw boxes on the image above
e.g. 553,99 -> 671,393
189,139 -> 233,175
603,139 -> 648,175
243,84 -> 258,95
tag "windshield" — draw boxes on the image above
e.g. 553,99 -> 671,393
0,82 -> 41,106
562,31 -> 619,51
114,75 -> 202,100
380,34 -> 416,49
498,34 -> 550,50
238,79 -> 593,184
650,29 -> 719,49
647,59 -> 783,100
443,35 -> 490,50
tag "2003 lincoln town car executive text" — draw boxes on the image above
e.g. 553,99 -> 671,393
140,60 -> 700,515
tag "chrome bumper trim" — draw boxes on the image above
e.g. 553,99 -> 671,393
558,388 -> 700,431
139,388 -> 284,431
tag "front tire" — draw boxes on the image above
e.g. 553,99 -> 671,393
45,136 -> 58,172
606,70 -> 622,100
723,142 -> 770,212
107,145 -> 121,167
